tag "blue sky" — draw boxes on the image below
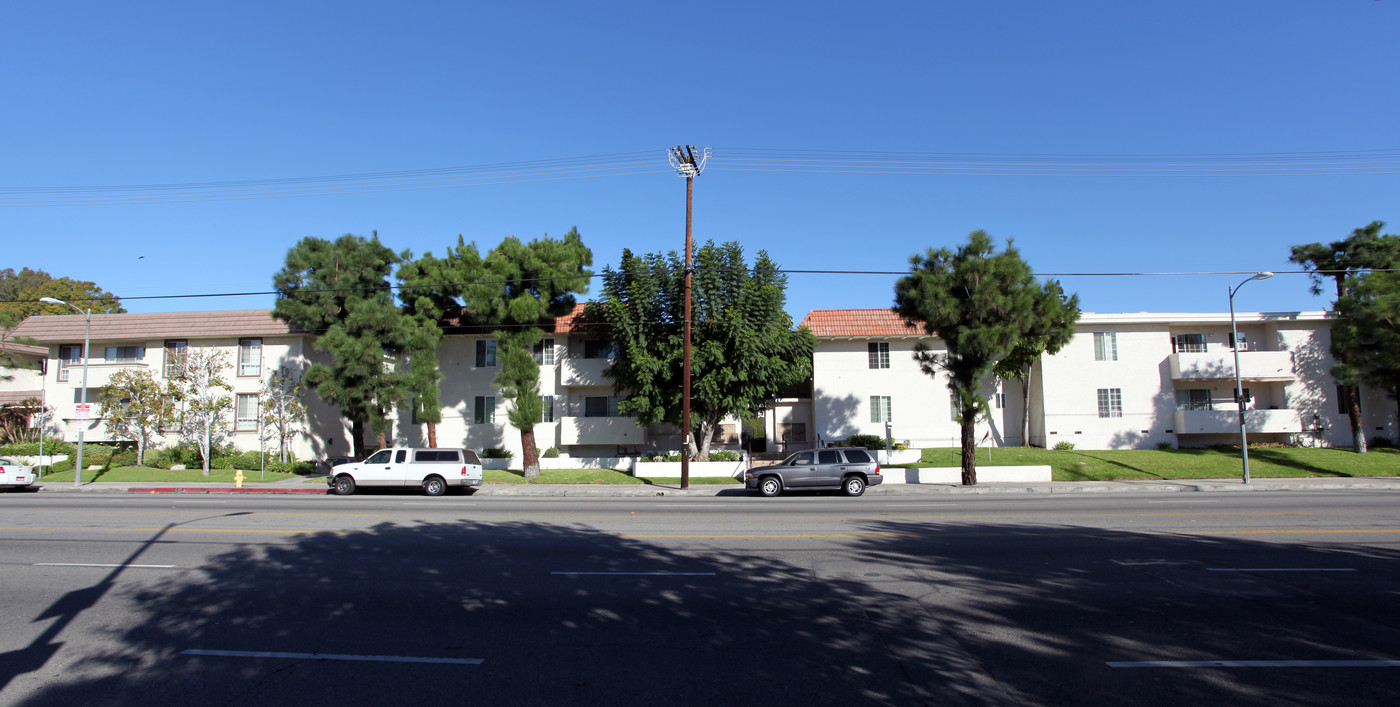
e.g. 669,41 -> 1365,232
3,1 -> 1397,320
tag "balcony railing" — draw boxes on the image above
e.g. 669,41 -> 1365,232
1172,408 -> 1302,435
559,357 -> 611,387
1169,351 -> 1295,382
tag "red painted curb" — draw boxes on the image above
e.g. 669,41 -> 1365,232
127,487 -> 328,494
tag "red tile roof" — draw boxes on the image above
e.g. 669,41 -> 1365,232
11,310 -> 303,343
800,309 -> 928,337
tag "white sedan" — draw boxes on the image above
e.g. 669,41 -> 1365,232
0,457 -> 35,489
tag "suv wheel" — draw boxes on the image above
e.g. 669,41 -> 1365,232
758,476 -> 783,497
842,475 -> 866,497
423,475 -> 447,497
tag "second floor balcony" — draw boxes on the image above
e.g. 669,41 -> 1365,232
559,357 -> 611,387
1173,408 -> 1302,436
1169,351 -> 1295,382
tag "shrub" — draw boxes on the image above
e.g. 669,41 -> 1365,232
234,451 -> 269,470
1054,441 -> 1076,451
0,437 -> 72,456
843,434 -> 885,450
542,447 -> 560,458
1156,441 -> 1174,451
482,447 -> 513,459
1368,436 -> 1396,449
707,450 -> 741,461
641,452 -> 682,462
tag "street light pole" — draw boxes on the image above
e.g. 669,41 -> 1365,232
40,297 -> 91,486
1228,272 -> 1273,485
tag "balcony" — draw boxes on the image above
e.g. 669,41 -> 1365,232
560,416 -> 645,445
1172,408 -> 1302,435
560,357 -> 610,387
55,361 -> 150,388
1169,351 -> 1294,382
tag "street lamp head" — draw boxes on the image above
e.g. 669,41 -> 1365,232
38,297 -> 66,305
1250,272 -> 1275,283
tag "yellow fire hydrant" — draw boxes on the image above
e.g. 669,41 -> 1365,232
234,470 -> 245,489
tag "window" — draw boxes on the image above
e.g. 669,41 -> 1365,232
995,392 -> 1006,409
533,338 -> 555,365
238,338 -> 262,377
541,395 -> 555,423
1097,388 -> 1123,418
57,344 -> 82,381
584,396 -> 620,417
870,395 -> 892,423
778,423 -> 807,443
818,450 -> 841,464
365,450 -> 392,464
868,342 -> 890,369
235,394 -> 259,431
164,340 -> 187,377
950,393 -> 962,422
1093,332 -> 1118,361
583,339 -> 614,359
842,448 -> 873,464
1336,385 -> 1358,415
473,396 -> 496,424
1175,389 -> 1212,411
104,346 -> 144,363
475,340 -> 497,367
1172,333 -> 1206,354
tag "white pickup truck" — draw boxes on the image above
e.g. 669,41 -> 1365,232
328,448 -> 484,496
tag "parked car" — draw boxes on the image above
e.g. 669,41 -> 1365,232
0,457 -> 35,490
744,447 -> 882,497
328,448 -> 483,496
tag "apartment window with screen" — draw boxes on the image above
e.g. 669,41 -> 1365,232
583,339 -> 614,359
1093,332 -> 1118,361
584,396 -> 620,417
533,338 -> 555,365
475,340 -> 497,367
238,338 -> 262,377
164,340 -> 187,378
1175,389 -> 1212,411
474,396 -> 496,424
995,392 -> 1006,409
104,346 -> 144,363
868,342 -> 890,369
235,394 -> 259,431
541,395 -> 555,423
57,344 -> 82,381
1172,333 -> 1207,354
869,395 -> 892,423
1336,385 -> 1359,415
1097,388 -> 1123,418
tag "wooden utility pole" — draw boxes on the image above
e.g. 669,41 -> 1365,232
668,146 -> 708,489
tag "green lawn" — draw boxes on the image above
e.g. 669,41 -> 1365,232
914,446 -> 1400,481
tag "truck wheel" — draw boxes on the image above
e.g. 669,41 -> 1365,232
759,476 -> 783,497
332,475 -> 356,496
842,476 -> 866,497
423,476 -> 447,497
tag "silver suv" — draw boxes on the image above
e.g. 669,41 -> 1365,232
745,447 -> 882,497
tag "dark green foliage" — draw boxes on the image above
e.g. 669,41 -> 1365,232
542,447 -> 560,458
273,233 -> 419,457
1291,221 -> 1400,452
481,447 -> 513,458
844,434 -> 886,450
590,241 -> 815,461
895,231 -> 1080,485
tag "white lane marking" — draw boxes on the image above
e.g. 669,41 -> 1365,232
655,504 -> 730,507
1206,568 -> 1357,572
552,571 -> 716,576
1147,500 -> 1222,504
181,649 -> 482,665
882,504 -> 959,507
35,562 -> 176,569
1109,660 -> 1400,668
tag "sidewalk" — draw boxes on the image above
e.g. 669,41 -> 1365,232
21,475 -> 1400,496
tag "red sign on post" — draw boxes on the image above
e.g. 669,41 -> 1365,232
75,404 -> 92,421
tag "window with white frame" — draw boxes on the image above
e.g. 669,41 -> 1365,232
541,395 -> 555,423
949,393 -> 962,422
57,344 -> 82,381
868,342 -> 890,369
476,340 -> 497,367
533,338 -> 555,365
870,395 -> 892,423
584,396 -> 620,417
104,346 -> 144,363
235,393 -> 259,431
238,338 -> 262,377
474,396 -> 496,424
1093,332 -> 1118,361
1097,388 -> 1123,418
1172,333 -> 1206,354
1336,385 -> 1357,415
995,392 -> 1006,409
163,340 -> 187,378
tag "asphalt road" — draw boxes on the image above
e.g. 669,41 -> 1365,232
1,490 -> 1398,706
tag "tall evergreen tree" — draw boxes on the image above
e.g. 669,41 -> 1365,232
1328,222 -> 1400,441
1290,221 -> 1400,453
895,231 -> 1079,485
992,279 -> 1080,446
273,233 -> 415,459
591,241 -> 815,461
